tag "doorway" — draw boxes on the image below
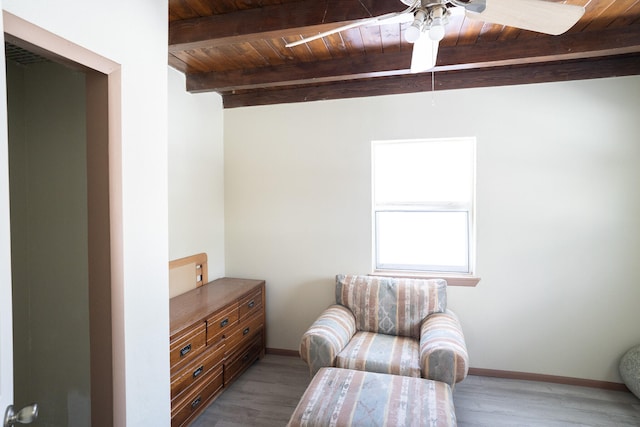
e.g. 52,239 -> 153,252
3,18 -> 120,425
6,44 -> 92,426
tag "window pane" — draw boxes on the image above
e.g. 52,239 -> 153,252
373,139 -> 474,204
376,211 -> 469,273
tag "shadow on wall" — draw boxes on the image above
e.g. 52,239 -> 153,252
272,276 -> 336,349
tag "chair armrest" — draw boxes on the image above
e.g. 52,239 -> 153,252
299,304 -> 357,377
420,309 -> 469,387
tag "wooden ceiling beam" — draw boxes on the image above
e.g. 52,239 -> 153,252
220,53 -> 640,108
186,52 -> 413,92
185,25 -> 640,93
169,0 -> 401,52
441,25 -> 640,67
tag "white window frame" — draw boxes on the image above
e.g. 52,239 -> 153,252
372,137 -> 477,278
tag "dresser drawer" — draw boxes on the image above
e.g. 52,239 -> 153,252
224,311 -> 264,357
238,287 -> 263,320
206,303 -> 238,346
171,365 -> 224,427
171,339 -> 225,400
170,322 -> 206,370
224,335 -> 263,386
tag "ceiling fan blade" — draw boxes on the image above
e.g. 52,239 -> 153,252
447,5 -> 467,18
285,17 -> 380,48
410,35 -> 439,73
285,7 -> 416,48
465,0 -> 585,35
376,11 -> 414,26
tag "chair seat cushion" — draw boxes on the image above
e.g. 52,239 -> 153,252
336,331 -> 421,377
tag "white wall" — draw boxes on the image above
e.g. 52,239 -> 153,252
2,1 -> 170,425
168,67 -> 225,277
224,76 -> 640,383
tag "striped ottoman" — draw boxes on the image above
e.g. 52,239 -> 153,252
287,368 -> 456,427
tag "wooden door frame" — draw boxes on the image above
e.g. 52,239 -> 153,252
3,11 -> 124,427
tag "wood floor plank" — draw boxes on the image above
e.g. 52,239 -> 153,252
190,355 -> 640,426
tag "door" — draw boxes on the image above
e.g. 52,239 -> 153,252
2,40 -> 84,423
0,2 -> 15,420
5,49 -> 91,427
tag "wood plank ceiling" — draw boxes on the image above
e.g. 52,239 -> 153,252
169,0 -> 640,108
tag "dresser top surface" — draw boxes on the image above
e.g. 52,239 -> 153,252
170,277 -> 264,338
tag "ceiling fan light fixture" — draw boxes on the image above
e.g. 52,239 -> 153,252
405,23 -> 422,43
405,9 -> 427,43
428,17 -> 446,41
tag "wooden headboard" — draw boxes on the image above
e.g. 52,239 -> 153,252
168,253 -> 208,298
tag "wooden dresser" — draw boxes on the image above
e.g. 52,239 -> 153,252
169,277 -> 266,427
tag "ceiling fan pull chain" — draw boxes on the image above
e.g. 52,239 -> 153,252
431,71 -> 436,106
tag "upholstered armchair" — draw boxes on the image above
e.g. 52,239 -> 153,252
299,274 -> 469,387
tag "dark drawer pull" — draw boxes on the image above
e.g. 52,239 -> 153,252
220,318 -> 229,328
243,327 -> 250,336
180,344 -> 191,357
193,365 -> 204,378
247,300 -> 255,309
242,353 -> 250,362
191,396 -> 202,410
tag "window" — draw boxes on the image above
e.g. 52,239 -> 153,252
372,137 -> 476,275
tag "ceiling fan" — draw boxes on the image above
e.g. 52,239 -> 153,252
285,0 -> 585,73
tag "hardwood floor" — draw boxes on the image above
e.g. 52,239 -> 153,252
189,355 -> 310,427
190,355 -> 640,426
454,375 -> 640,426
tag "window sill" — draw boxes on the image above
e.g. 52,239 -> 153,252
370,271 -> 480,287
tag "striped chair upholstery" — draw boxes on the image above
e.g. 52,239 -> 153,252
299,305 -> 356,375
287,367 -> 457,427
420,310 -> 470,385
335,274 -> 447,338
300,274 -> 469,386
336,331 -> 421,377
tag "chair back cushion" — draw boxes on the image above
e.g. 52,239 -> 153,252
335,274 -> 447,338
